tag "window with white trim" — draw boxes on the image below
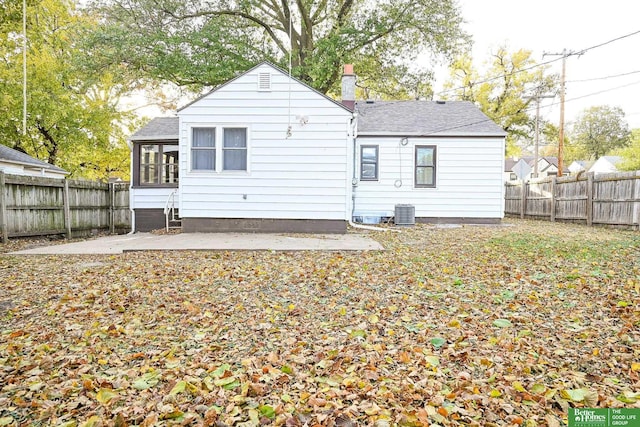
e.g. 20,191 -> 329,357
191,127 -> 216,171
223,128 -> 247,171
415,145 -> 436,188
360,145 -> 378,180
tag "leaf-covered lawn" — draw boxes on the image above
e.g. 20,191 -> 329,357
1,220 -> 639,426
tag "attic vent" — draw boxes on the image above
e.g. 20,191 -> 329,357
436,100 -> 446,104
258,72 -> 271,91
394,204 -> 415,226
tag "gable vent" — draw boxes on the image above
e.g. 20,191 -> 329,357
258,72 -> 271,91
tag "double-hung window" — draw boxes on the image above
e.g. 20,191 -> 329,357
192,128 -> 216,171
223,128 -> 247,171
191,126 -> 248,172
360,145 -> 378,180
136,142 -> 178,186
415,145 -> 436,188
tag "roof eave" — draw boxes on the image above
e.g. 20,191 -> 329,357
129,135 -> 180,142
0,158 -> 69,174
177,61 -> 354,114
357,131 -> 507,137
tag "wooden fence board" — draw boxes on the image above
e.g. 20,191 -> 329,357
0,172 -> 131,240
505,171 -> 640,229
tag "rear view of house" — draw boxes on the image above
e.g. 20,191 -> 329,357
129,62 -> 506,233
354,101 -> 506,223
130,62 -> 354,232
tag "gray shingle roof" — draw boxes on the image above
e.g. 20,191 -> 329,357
356,100 -> 506,137
0,144 -> 68,174
131,102 -> 506,140
130,117 -> 179,141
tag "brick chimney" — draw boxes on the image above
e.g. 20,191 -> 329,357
341,64 -> 355,110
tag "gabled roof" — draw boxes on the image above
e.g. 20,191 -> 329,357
356,100 -> 506,137
0,144 -> 68,174
504,156 -> 558,172
177,61 -> 353,113
129,117 -> 179,141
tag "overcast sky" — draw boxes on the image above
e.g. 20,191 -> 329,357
446,0 -> 640,129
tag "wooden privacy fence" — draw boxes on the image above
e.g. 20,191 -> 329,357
0,172 -> 130,242
505,171 -> 640,229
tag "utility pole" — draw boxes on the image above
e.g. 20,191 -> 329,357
23,0 -> 27,136
532,89 -> 556,177
543,48 -> 576,177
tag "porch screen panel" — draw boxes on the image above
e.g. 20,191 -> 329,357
163,145 -> 179,183
140,144 -> 159,184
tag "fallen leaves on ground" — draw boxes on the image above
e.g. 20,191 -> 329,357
1,219 -> 639,426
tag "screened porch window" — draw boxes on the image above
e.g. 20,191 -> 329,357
223,128 -> 247,171
138,143 -> 178,186
192,127 -> 216,171
415,145 -> 436,188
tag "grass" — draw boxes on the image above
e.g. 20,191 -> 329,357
0,219 -> 639,426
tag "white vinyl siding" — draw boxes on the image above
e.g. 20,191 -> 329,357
178,63 -> 353,221
354,136 -> 505,219
129,187 -> 178,210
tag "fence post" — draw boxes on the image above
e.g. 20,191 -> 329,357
550,176 -> 557,222
586,173 -> 594,226
63,180 -> 72,238
520,180 -> 527,219
0,172 -> 7,243
109,182 -> 115,235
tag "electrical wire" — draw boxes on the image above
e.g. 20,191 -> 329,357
396,79 -> 640,138
435,29 -> 640,98
567,70 -> 640,83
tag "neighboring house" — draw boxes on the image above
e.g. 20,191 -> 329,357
504,156 -> 559,181
129,62 -> 506,233
0,145 -> 68,178
589,156 -> 622,174
568,160 -> 590,175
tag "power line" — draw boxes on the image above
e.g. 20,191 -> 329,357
573,29 -> 640,55
407,79 -> 640,138
567,70 -> 640,83
435,29 -> 640,98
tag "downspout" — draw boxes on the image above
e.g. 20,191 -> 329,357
127,138 -> 136,234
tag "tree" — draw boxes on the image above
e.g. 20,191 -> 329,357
569,106 -> 631,160
442,48 -> 558,154
83,0 -> 467,98
617,129 -> 640,171
0,0 -> 134,180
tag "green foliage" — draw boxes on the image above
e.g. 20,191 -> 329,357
568,105 -> 631,160
615,128 -> 640,171
443,48 -> 558,154
0,0 -> 134,180
84,0 -> 468,98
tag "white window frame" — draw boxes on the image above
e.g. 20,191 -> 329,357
188,125 -> 250,174
222,127 -> 248,172
190,126 -> 217,172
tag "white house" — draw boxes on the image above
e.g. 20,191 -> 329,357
354,100 -> 506,222
589,156 -> 622,175
0,145 -> 68,178
568,160 -> 590,175
129,62 -> 506,233
504,156 -> 559,181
